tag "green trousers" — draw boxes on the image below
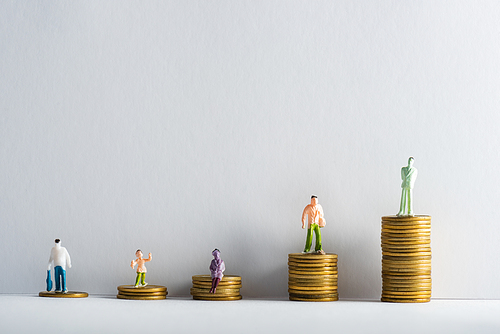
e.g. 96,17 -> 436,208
303,223 -> 323,252
135,272 -> 146,286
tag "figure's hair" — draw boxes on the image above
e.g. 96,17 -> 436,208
311,195 -> 317,199
409,156 -> 414,160
55,239 -> 60,243
136,249 -> 141,253
213,248 -> 220,253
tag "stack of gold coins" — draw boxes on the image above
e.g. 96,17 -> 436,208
288,253 -> 338,302
190,275 -> 242,301
381,215 -> 432,303
117,285 -> 168,300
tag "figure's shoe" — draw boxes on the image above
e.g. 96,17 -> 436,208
316,250 -> 326,255
134,285 -> 139,288
302,250 -> 310,254
142,282 -> 148,287
63,289 -> 68,293
55,289 -> 61,293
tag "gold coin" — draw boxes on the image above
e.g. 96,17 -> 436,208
383,284 -> 432,289
192,275 -> 241,282
190,292 -> 241,298
381,297 -> 430,303
381,233 -> 431,239
381,243 -> 431,249
117,294 -> 166,300
289,296 -> 338,302
383,286 -> 431,292
193,295 -> 242,301
382,223 -> 431,229
289,281 -> 338,287
117,285 -> 168,293
289,269 -> 338,275
383,276 -> 431,281
383,255 -> 431,261
190,288 -> 240,295
288,289 -> 337,295
288,285 -> 337,290
382,290 -> 432,296
382,229 -> 431,234
39,291 -> 88,298
382,215 -> 431,221
118,291 -> 167,297
288,262 -> 338,268
382,262 -> 432,268
382,251 -> 431,257
288,253 -> 338,259
192,283 -> 242,289
383,278 -> 432,283
290,292 -> 338,298
289,274 -> 338,280
382,256 -> 432,261
381,249 -> 432,254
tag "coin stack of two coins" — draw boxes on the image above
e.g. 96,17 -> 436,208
117,285 -> 168,300
381,215 -> 432,303
288,253 -> 339,302
190,275 -> 242,301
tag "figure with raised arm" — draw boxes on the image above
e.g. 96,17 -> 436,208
47,239 -> 72,293
397,157 -> 418,216
209,249 -> 225,293
131,250 -> 152,287
302,195 -> 326,255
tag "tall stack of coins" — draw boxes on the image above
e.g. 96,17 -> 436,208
117,285 -> 168,300
190,275 -> 242,301
288,253 -> 338,302
381,215 -> 431,303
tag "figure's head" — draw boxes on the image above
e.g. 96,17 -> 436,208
311,195 -> 318,205
212,248 -> 220,259
136,249 -> 143,258
55,239 -> 60,245
408,157 -> 414,166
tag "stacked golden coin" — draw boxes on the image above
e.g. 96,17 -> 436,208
288,253 -> 338,302
190,275 -> 242,301
381,215 -> 432,303
116,285 -> 168,300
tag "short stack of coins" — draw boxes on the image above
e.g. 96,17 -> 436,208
381,215 -> 432,303
190,275 -> 242,301
288,253 -> 339,302
117,285 -> 168,300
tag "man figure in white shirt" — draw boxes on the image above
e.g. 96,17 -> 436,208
47,239 -> 72,293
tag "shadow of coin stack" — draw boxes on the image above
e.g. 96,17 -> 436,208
288,253 -> 338,302
381,215 -> 432,303
190,275 -> 242,301
116,285 -> 168,300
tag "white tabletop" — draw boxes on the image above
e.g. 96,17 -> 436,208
1,295 -> 499,334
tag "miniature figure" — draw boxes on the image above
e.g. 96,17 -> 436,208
302,195 -> 326,255
209,249 -> 225,293
397,157 -> 418,216
47,239 -> 72,293
131,249 -> 152,287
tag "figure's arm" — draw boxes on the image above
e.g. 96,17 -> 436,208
144,253 -> 152,262
131,259 -> 137,269
65,249 -> 72,269
401,167 -> 405,180
318,205 -> 326,227
220,261 -> 225,273
301,207 -> 308,229
48,250 -> 53,270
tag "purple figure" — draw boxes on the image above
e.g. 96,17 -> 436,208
209,249 -> 225,293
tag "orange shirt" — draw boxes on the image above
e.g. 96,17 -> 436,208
302,204 -> 326,228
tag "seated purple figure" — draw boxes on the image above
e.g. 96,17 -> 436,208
209,249 -> 225,293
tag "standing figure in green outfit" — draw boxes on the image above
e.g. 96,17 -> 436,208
131,249 -> 152,287
302,195 -> 326,255
397,157 -> 418,216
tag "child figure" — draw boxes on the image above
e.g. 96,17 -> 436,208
131,249 -> 152,287
209,249 -> 225,293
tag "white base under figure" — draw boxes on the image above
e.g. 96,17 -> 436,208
397,157 -> 418,216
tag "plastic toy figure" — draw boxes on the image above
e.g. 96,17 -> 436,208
47,239 -> 72,293
131,250 -> 152,287
209,249 -> 225,293
302,195 -> 326,255
397,157 -> 418,216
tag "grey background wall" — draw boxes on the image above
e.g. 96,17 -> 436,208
1,1 -> 499,298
